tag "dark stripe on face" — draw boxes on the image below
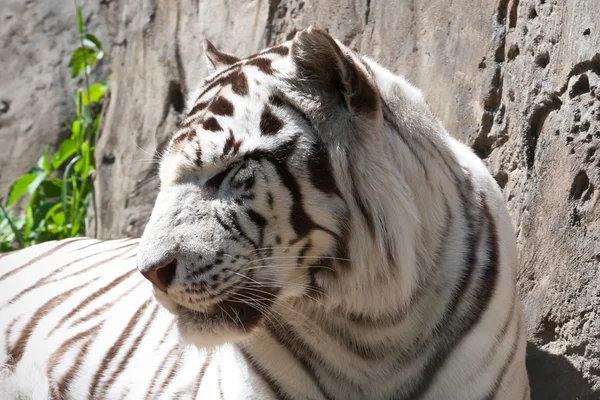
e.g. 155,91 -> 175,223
202,117 -> 222,132
223,130 -> 235,155
246,209 -> 267,247
6,280 -> 95,368
230,71 -> 249,96
260,106 -> 284,136
196,69 -> 249,102
187,101 -> 209,117
272,159 -> 313,238
48,269 -> 137,336
209,96 -> 234,116
88,299 -> 152,400
262,45 -> 290,56
307,140 -> 341,196
238,346 -> 295,400
246,57 -> 274,75
228,211 -> 260,250
269,94 -> 286,108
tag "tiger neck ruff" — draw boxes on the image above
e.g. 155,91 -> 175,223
0,27 -> 529,399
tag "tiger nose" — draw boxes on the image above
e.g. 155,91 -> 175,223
139,258 -> 178,292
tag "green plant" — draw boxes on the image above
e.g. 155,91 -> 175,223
0,3 -> 107,252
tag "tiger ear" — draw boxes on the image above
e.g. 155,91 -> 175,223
290,26 -> 379,117
203,40 -> 240,74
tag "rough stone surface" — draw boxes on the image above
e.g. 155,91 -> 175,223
0,0 -> 110,198
6,0 -> 600,398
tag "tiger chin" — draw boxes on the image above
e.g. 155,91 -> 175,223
149,280 -> 280,347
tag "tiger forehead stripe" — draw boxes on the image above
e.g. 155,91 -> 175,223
246,57 -> 274,75
202,117 -> 222,132
259,106 -> 283,136
209,96 -> 234,116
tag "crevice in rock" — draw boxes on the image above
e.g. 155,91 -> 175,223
558,53 -> 600,94
167,80 -> 185,114
508,0 -> 519,28
527,6 -> 538,19
507,43 -> 520,61
496,0 -> 510,24
569,74 -> 590,99
473,0 -> 510,159
569,170 -> 590,200
535,315 -> 559,344
535,51 -> 550,68
565,341 -> 588,356
525,93 -> 562,169
263,0 -> 283,46
365,0 -> 371,25
494,170 -> 509,189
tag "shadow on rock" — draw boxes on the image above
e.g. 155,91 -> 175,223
527,342 -> 599,400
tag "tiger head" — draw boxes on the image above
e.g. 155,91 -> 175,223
137,26 -> 418,346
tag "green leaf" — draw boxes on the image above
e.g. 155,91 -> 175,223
31,201 -> 57,232
62,156 -> 81,223
28,172 -> 48,200
83,33 -> 102,50
71,119 -> 82,141
85,51 -> 98,70
69,48 -> 97,79
52,211 -> 66,226
45,202 -> 63,221
82,83 -> 107,106
37,148 -> 51,173
76,89 -> 83,117
77,5 -> 84,35
6,174 -> 37,206
24,203 -> 34,239
51,139 -> 78,169
40,180 -> 62,199
69,48 -> 86,78
81,141 -> 92,176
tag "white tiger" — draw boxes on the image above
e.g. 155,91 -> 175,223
0,26 -> 529,399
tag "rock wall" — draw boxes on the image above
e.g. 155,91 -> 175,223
0,0 -> 110,197
4,0 -> 599,398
